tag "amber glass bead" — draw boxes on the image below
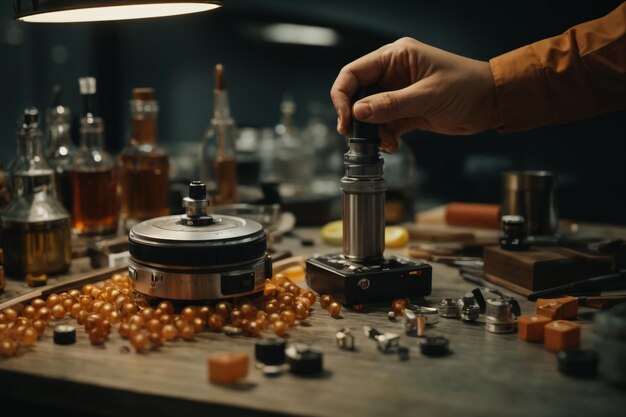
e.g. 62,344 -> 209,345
181,306 -> 196,321
31,320 -> 45,337
238,304 -> 255,319
3,308 -> 18,322
90,288 -> 100,299
207,314 -> 225,332
257,311 -> 268,321
79,296 -> 92,309
22,305 -> 36,320
36,307 -> 52,322
119,322 -> 131,339
279,294 -> 294,306
140,307 -> 156,321
153,309 -> 164,320
268,313 -> 281,324
159,314 -> 173,325
114,295 -> 128,309
231,310 -> 244,326
85,314 -> 103,331
192,317 -> 205,333
294,302 -> 309,320
62,298 -> 74,312
89,328 -> 106,346
264,302 -> 279,315
90,300 -> 104,314
215,302 -> 232,319
110,311 -> 122,325
76,310 -> 89,325
51,304 -> 66,320
256,316 -> 269,330
244,320 -> 261,337
161,324 -> 178,341
146,319 -> 162,333
391,301 -> 406,317
129,323 -> 143,336
320,295 -> 333,309
69,303 -> 81,319
0,314 -> 7,325
273,274 -> 290,287
181,325 -> 195,341
280,310 -> 296,326
199,306 -> 213,321
130,332 -> 149,352
174,318 -> 188,332
46,294 -> 61,308
129,315 -> 145,327
271,320 -> 288,337
100,303 -> 114,317
22,327 -> 37,346
69,289 -> 81,300
149,332 -> 162,348
31,298 -> 46,310
82,284 -> 95,296
15,325 -> 27,338
123,303 -> 138,316
157,301 -> 174,315
295,296 -> 312,309
328,302 -> 342,317
0,340 -> 18,358
286,284 -> 301,296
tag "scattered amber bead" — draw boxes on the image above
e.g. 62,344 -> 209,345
130,332 -> 149,352
51,304 -> 66,319
0,340 -> 18,358
123,303 -> 137,316
256,317 -> 269,330
154,309 -> 164,320
114,295 -> 128,309
129,315 -> 145,327
302,291 -> 316,305
207,314 -> 225,332
159,314 -> 173,324
181,306 -> 196,321
320,295 -> 333,309
278,303 -> 294,312
69,303 -> 82,318
0,314 -> 7,325
328,301 -> 342,317
119,322 -> 131,338
90,300 -> 105,314
69,289 -> 81,300
90,288 -> 100,299
149,332 -> 162,348
391,301 -> 406,317
240,304 -> 257,319
280,310 -> 296,326
161,324 -> 178,341
279,294 -> 294,306
16,317 -> 30,327
273,274 -> 290,287
32,320 -> 46,337
76,310 -> 89,325
82,284 -> 95,296
271,320 -> 288,337
231,310 -> 244,326
3,308 -> 18,322
199,306 -> 213,320
79,296 -> 92,309
157,301 -> 174,315
174,318 -> 188,331
294,302 -> 309,320
295,296 -> 312,309
264,302 -> 279,315
85,314 -> 103,331
15,325 -> 27,338
22,327 -> 37,346
192,317 -> 205,333
244,320 -> 260,337
62,298 -> 74,312
89,328 -> 106,346
286,284 -> 301,296
31,298 -> 46,310
215,302 -> 232,319
46,294 -> 61,308
36,307 -> 52,322
140,307 -> 155,321
146,319 -> 162,333
22,305 -> 36,320
100,303 -> 114,318
268,313 -> 281,323
181,325 -> 195,341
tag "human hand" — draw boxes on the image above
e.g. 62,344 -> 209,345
330,37 -> 501,152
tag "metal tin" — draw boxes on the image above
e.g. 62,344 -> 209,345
485,298 -> 518,334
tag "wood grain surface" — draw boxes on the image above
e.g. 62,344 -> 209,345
1,225 -> 625,417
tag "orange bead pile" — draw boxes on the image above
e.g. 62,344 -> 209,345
1,271 -> 319,358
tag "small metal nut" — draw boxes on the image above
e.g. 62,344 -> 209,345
336,328 -> 355,351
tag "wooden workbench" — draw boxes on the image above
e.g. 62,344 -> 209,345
1,226 -> 625,417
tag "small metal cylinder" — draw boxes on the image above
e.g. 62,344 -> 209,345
485,298 -> 517,334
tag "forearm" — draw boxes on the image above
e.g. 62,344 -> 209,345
490,2 -> 626,132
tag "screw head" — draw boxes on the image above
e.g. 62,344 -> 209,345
358,278 -> 370,290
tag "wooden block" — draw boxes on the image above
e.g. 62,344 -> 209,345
536,299 -> 564,320
483,246 -> 613,293
208,352 -> 249,384
555,296 -> 578,320
518,315 -> 552,342
544,320 -> 581,353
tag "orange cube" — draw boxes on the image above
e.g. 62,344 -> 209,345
555,296 -> 578,320
544,320 -> 581,353
208,352 -> 249,384
518,315 -> 552,342
536,299 -> 564,320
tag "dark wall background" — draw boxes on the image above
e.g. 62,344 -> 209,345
1,0 -> 624,223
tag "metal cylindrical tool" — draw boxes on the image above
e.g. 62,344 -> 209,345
341,87 -> 386,262
485,298 -> 518,334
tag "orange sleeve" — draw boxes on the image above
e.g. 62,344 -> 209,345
489,3 -> 626,132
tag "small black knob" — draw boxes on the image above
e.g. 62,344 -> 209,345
352,86 -> 379,144
188,181 -> 206,201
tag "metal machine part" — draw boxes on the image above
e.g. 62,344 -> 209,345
439,298 -> 461,318
128,181 -> 271,301
403,308 -> 417,334
336,328 -> 355,350
461,295 -> 480,322
500,215 -> 530,251
306,87 -> 431,304
485,297 -> 518,334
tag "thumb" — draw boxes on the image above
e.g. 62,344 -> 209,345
353,84 -> 426,124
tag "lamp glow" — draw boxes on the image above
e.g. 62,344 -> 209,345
15,2 -> 221,23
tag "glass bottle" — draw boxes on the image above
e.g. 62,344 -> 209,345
119,88 -> 169,230
274,94 -> 315,196
1,107 -> 71,277
45,85 -> 77,214
200,63 -> 238,205
71,77 -> 119,235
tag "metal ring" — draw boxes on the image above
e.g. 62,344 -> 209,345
408,305 -> 439,325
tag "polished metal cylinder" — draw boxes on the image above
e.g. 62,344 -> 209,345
341,177 -> 385,261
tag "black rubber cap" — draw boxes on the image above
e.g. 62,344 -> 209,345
351,86 -> 379,144
255,338 -> 287,366
420,337 -> 450,357
288,350 -> 323,375
53,325 -> 76,345
557,349 -> 598,378
188,181 -> 206,200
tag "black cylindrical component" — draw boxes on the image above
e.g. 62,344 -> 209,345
255,338 -> 286,366
557,349 -> 598,378
53,325 -> 76,345
288,350 -> 323,375
188,180 -> 207,200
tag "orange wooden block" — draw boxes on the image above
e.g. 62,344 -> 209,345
555,296 -> 578,320
544,320 -> 581,353
536,299 -> 564,320
208,352 -> 249,384
518,315 -> 552,342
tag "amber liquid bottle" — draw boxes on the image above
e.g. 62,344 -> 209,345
200,64 -> 238,205
119,88 -> 169,230
72,77 -> 119,235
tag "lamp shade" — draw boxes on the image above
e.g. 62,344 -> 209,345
13,0 -> 222,23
